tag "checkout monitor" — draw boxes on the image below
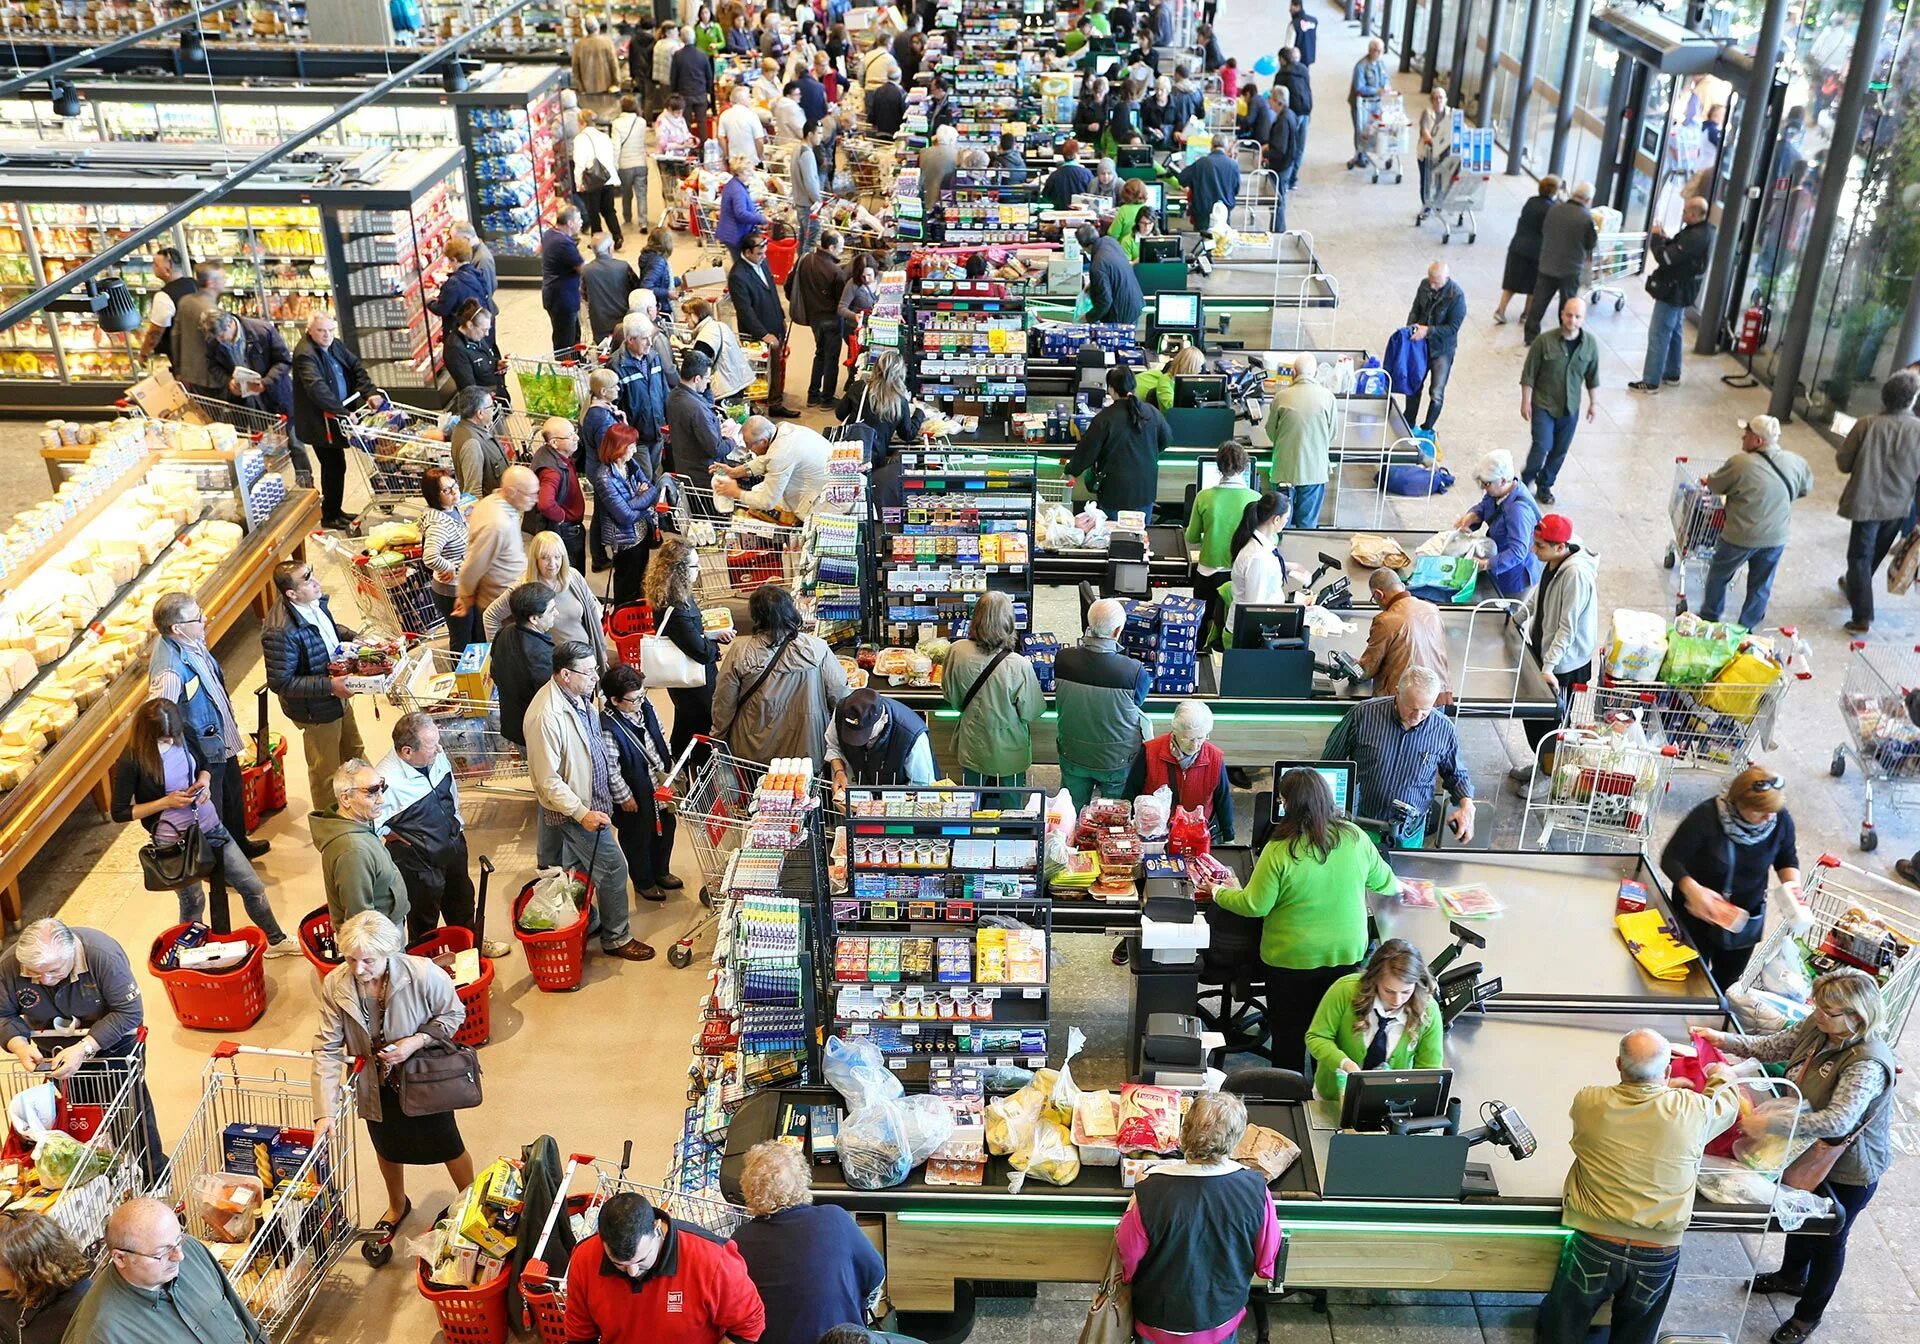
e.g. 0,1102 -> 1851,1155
1339,1068 -> 1454,1133
1199,462 -> 1267,492
1138,235 -> 1182,263
1271,761 -> 1356,818
1229,603 -> 1303,651
1141,181 -> 1166,214
1119,146 -> 1154,169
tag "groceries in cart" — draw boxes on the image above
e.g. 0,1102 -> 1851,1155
1842,683 -> 1920,777
410,1156 -> 522,1289
517,871 -> 589,933
328,637 -> 409,694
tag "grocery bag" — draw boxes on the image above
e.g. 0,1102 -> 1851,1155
520,364 -> 582,420
1406,553 -> 1476,603
1606,610 -> 1668,682
1696,650 -> 1783,720
1615,909 -> 1700,981
1660,630 -> 1741,685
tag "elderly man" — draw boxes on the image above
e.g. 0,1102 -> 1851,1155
610,313 -> 673,472
826,687 -> 940,795
1524,181 -> 1598,342
1179,138 -> 1240,233
1537,1030 -> 1739,1344
1264,85 -> 1302,222
450,385 -> 510,499
582,234 -> 642,345
714,414 -> 835,519
1345,37 -> 1386,170
919,124 -> 960,212
540,205 -> 589,354
261,558 -> 365,808
1404,260 -> 1466,432
456,464 -> 540,619
170,261 -> 228,396
1700,415 -> 1812,629
291,311 -> 385,531
312,758 -> 409,931
1079,222 -> 1143,327
1837,369 -> 1920,633
572,15 -> 621,106
377,711 -> 509,956
1359,569 -> 1450,699
69,1198 -> 267,1344
526,641 -> 655,962
1518,295 -> 1600,506
1323,667 -> 1474,848
1055,598 -> 1153,809
204,309 -> 293,426
865,61 -> 907,136
1510,513 -> 1600,787
149,590 -> 266,857
1266,352 -> 1336,527
1631,196 -> 1714,393
718,86 -> 766,166
1125,700 -> 1233,842
669,23 -> 713,137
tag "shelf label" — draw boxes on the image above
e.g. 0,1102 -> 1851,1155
889,1058 -> 909,1070
980,988 -> 1001,999
903,987 -> 924,999
902,1024 -> 920,1035
1023,987 -> 1043,999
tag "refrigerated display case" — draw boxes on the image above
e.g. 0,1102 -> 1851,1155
459,65 -> 568,273
0,0 -> 304,40
0,145 -> 466,410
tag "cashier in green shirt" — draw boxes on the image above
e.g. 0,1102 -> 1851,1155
1305,939 -> 1447,1101
1187,441 -> 1261,652
1211,769 -> 1401,1073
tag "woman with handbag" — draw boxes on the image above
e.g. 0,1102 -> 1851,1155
644,537 -> 731,766
1697,969 -> 1897,1344
599,664 -> 683,901
421,468 -> 477,655
111,699 -> 296,955
1658,765 -> 1799,989
481,532 -> 609,669
312,910 -> 474,1245
712,583 -> 849,770
1113,1091 -> 1280,1344
596,423 -> 663,607
942,591 -> 1043,786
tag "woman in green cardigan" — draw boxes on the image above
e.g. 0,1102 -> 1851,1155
1212,769 -> 1401,1072
1108,177 -> 1152,261
1305,939 -> 1446,1100
1187,441 -> 1261,651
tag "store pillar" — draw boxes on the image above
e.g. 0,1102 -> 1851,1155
1768,0 -> 1891,421
1401,0 -> 1422,74
1696,0 -> 1790,355
1421,0 -> 1447,93
1507,0 -> 1547,175
1548,0 -> 1594,179
1477,0 -> 1507,128
1447,0 -> 1473,107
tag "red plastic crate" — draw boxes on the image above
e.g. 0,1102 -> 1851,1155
419,1259 -> 510,1344
147,925 -> 268,1031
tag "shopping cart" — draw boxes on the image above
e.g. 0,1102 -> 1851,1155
0,1032 -> 152,1257
1416,149 -> 1488,244
1830,640 -> 1920,851
152,1044 -> 361,1339
1519,723 -> 1679,852
665,477 -> 810,602
1588,226 -> 1649,313
386,645 -> 532,792
125,384 -> 294,461
1367,92 -> 1408,185
508,350 -> 597,422
523,1148 -> 750,1344
1728,854 -> 1920,1039
1663,456 -> 1728,614
1571,628 -> 1812,776
311,531 -> 445,639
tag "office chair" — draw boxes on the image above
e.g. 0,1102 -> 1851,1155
1195,900 -> 1268,1057
1220,1068 -> 1329,1335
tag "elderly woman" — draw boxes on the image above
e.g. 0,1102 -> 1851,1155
712,584 -> 849,769
419,466 -> 475,652
943,591 -> 1044,786
599,663 -> 682,902
203,309 -> 292,418
1659,765 -> 1799,987
717,155 -> 769,260
313,911 -> 472,1245
0,1210 -> 90,1344
443,298 -> 508,401
1698,970 -> 1898,1344
482,531 -> 607,667
1416,86 -> 1454,218
450,385 -> 511,500
1118,1092 -> 1280,1344
730,1141 -> 884,1344
1452,449 -> 1542,598
1126,700 -> 1234,841
1305,939 -> 1446,1099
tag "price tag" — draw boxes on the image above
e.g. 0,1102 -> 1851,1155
980,988 -> 1001,999
889,1057 -> 909,1071
846,1023 -> 869,1036
902,1024 -> 920,1036
1023,987 -> 1043,999
903,987 -> 924,999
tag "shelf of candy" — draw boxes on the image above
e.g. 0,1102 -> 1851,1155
876,457 -> 1035,643
908,279 -> 1026,405
863,269 -> 909,351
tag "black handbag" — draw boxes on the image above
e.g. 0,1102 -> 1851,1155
139,825 -> 208,892
392,1038 -> 484,1116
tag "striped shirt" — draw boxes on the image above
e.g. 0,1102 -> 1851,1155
420,505 -> 469,599
1322,696 -> 1473,825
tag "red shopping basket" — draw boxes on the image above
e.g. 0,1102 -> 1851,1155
604,601 -> 657,671
299,907 -> 344,978
512,873 -> 591,992
408,927 -> 494,1048
240,734 -> 290,830
419,1257 -> 511,1344
147,925 -> 268,1031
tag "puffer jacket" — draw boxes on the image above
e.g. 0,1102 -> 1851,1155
261,596 -> 356,725
597,458 -> 662,552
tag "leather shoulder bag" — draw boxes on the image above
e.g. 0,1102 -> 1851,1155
140,824 -> 208,892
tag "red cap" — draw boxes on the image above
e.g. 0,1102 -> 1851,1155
1534,513 -> 1573,545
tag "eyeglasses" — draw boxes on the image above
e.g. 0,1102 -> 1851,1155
354,781 -> 389,797
1746,774 -> 1785,793
617,693 -> 648,706
114,1237 -> 186,1262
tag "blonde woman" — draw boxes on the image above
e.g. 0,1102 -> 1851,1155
943,591 -> 1043,786
833,347 -> 924,467
645,536 -> 728,763
729,1142 -> 885,1344
480,531 -> 607,667
1117,1092 -> 1280,1341
1305,938 -> 1444,1098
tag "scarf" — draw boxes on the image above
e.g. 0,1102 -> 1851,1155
1715,791 -> 1777,847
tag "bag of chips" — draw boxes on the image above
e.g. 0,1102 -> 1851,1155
1115,1083 -> 1182,1153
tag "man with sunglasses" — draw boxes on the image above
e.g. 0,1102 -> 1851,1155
262,559 -> 366,812
311,759 -> 410,934
67,1197 -> 266,1344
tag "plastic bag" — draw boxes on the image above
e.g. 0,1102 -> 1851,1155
192,1173 -> 265,1243
516,870 -> 587,932
1049,1027 -> 1086,1125
1133,787 -> 1172,842
829,1038 -> 948,1189
32,1132 -> 109,1190
8,1082 -> 56,1138
1606,610 -> 1669,682
824,1036 -> 903,1111
894,1094 -> 955,1168
840,1103 -> 915,1189
1168,806 -> 1212,857
985,1074 -> 1052,1155
1009,1117 -> 1081,1191
1115,1084 -> 1182,1152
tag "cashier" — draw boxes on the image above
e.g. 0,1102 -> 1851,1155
1658,765 -> 1799,988
1123,700 -> 1233,842
1303,938 -> 1446,1099
826,688 -> 939,794
1323,667 -> 1475,847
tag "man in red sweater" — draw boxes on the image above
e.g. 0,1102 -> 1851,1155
564,1193 -> 765,1344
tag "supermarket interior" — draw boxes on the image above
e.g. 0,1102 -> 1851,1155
5,0 -> 1920,1343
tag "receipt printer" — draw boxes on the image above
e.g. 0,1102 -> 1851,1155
1143,1012 -> 1206,1068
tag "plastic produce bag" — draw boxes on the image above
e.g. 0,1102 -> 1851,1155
521,366 -> 583,420
31,1132 -> 109,1190
192,1173 -> 265,1243
824,1037 -> 904,1111
1049,1028 -> 1086,1125
1133,788 -> 1172,842
1008,1117 -> 1081,1191
8,1082 -> 56,1139
517,870 -> 587,932
827,1038 -> 945,1189
986,1073 -> 1053,1155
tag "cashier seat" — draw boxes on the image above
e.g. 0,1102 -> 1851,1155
1195,901 -> 1269,1058
1222,1068 -> 1329,1331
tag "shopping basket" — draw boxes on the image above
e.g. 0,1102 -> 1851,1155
512,872 -> 593,991
148,925 -> 269,1031
239,733 -> 289,831
420,1244 -> 512,1344
604,600 -> 658,670
408,925 -> 495,1048
298,907 -> 343,977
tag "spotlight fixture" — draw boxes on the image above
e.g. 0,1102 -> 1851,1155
441,60 -> 469,93
48,78 -> 80,118
88,279 -> 140,334
181,26 -> 206,63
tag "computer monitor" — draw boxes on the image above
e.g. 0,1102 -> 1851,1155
1153,290 -> 1201,333
1118,146 -> 1154,169
1142,182 -> 1166,214
1339,1068 -> 1454,1133
1198,462 -> 1265,493
1271,761 -> 1356,819
1172,374 -> 1228,408
1230,603 -> 1304,651
1138,235 -> 1181,263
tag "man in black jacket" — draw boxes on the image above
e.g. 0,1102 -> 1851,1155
1630,196 -> 1715,395
1404,260 -> 1468,431
670,33 -> 714,138
865,67 -> 906,137
1078,223 -> 1142,325
787,228 -> 848,407
1265,86 -> 1302,229
728,231 -> 796,417
666,351 -> 734,515
491,584 -> 557,749
290,311 -> 385,531
262,559 -> 365,813
1276,47 -> 1313,191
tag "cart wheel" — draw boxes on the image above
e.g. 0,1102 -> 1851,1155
1372,172 -> 1381,184
1862,827 -> 1880,852
1831,748 -> 1847,778
1663,546 -> 1676,569
1469,232 -> 1477,243
698,885 -> 714,909
1615,297 -> 1626,313
363,1239 -> 393,1268
668,940 -> 694,968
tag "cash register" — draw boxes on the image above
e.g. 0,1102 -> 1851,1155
1221,604 -> 1313,697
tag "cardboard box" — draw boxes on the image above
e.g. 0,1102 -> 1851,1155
222,1124 -> 278,1181
454,643 -> 492,703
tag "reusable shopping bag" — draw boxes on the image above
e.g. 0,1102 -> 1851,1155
1406,553 -> 1476,603
1615,909 -> 1700,982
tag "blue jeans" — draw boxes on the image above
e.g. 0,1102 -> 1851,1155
1535,1231 -> 1680,1344
537,815 -> 633,951
1846,518 -> 1903,624
1289,481 -> 1326,528
1404,350 -> 1453,430
1700,541 -> 1783,629
1060,764 -> 1130,811
1643,300 -> 1686,385
176,832 -> 287,941
1289,115 -> 1310,189
962,769 -> 1028,786
1522,408 -> 1579,491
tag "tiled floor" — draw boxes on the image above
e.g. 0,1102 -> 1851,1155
2,4 -> 1919,1342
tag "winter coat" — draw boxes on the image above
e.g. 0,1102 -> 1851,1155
308,809 -> 409,931
711,631 -> 849,769
261,595 -> 356,726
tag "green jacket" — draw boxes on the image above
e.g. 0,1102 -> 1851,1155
1109,202 -> 1147,262
1211,827 -> 1395,970
943,639 -> 1045,777
1265,380 -> 1336,487
1186,482 -> 1261,570
1519,329 -> 1600,419
309,808 -> 410,933
1304,970 -> 1445,1101
1135,367 -> 1175,412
